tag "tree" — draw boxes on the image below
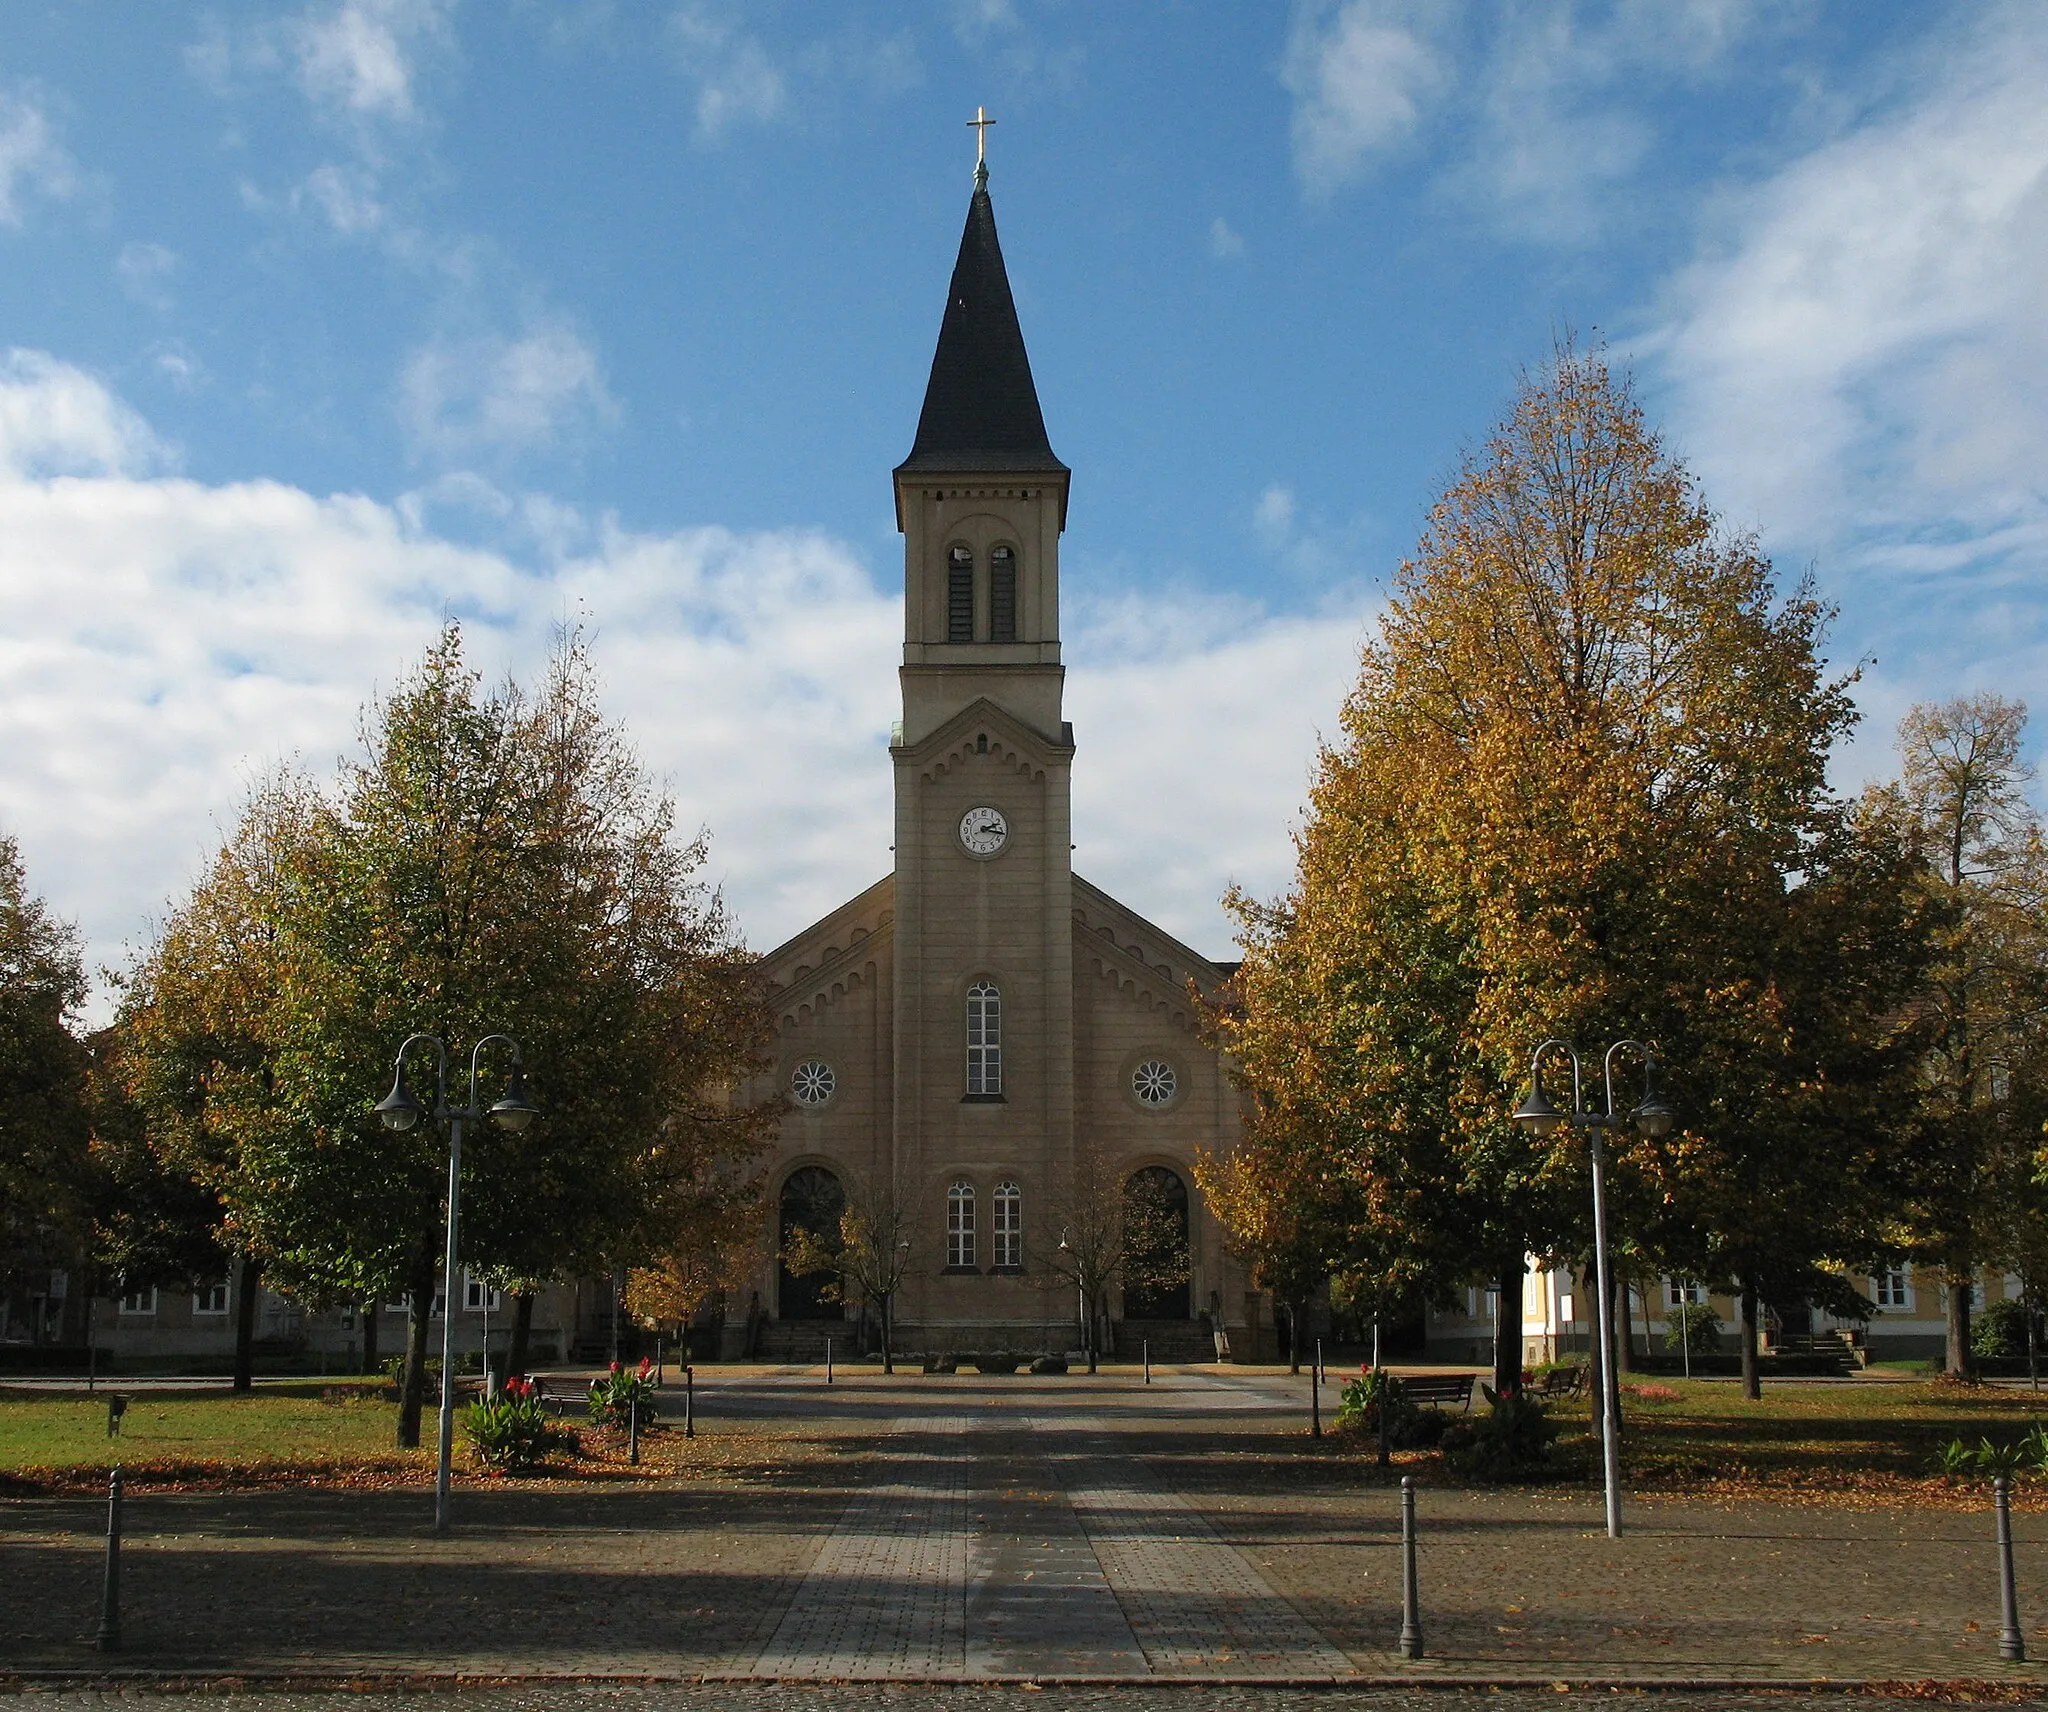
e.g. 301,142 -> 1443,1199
1873,695 -> 2048,1377
782,1168 -> 916,1373
625,1154 -> 767,1364
1216,338 -> 1890,1399
1033,1137 -> 1189,1373
121,626 -> 777,1441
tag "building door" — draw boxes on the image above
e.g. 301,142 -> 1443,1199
778,1167 -> 846,1320
1122,1166 -> 1191,1320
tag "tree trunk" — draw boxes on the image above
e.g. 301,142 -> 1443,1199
1287,1299 -> 1302,1375
360,1301 -> 379,1376
231,1258 -> 261,1392
509,1290 -> 535,1378
1493,1260 -> 1524,1397
881,1291 -> 894,1376
1945,1257 -> 1974,1379
395,1263 -> 435,1449
1614,1270 -> 1636,1374
1739,1278 -> 1762,1401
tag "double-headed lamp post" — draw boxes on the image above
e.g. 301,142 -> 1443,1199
1511,1038 -> 1675,1541
375,1033 -> 538,1533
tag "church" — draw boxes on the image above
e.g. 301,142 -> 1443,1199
734,156 -> 1254,1361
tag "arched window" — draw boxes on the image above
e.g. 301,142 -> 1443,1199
990,545 -> 1017,642
948,544 -> 974,642
993,1180 -> 1023,1270
947,1180 -> 977,1270
966,980 -> 1002,1095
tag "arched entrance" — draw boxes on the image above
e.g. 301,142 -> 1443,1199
778,1166 -> 846,1320
1122,1165 -> 1191,1320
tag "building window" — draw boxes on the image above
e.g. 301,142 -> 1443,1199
947,1180 -> 977,1270
948,544 -> 974,641
119,1287 -> 157,1316
967,980 -> 1002,1095
791,1059 -> 836,1106
994,1180 -> 1023,1270
194,1281 -> 230,1315
1666,1278 -> 1702,1308
1873,1269 -> 1911,1310
464,1272 -> 502,1313
990,545 -> 1017,642
1132,1059 -> 1177,1106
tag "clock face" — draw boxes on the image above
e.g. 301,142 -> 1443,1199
958,805 -> 1009,856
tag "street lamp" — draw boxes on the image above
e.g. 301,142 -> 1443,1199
1511,1037 -> 1673,1541
375,1032 -> 538,1532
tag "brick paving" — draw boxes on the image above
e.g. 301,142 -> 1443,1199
4,1366 -> 2048,1687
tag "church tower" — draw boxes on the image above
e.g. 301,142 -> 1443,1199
889,159 -> 1077,1318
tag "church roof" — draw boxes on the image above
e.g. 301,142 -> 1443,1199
897,167 -> 1068,477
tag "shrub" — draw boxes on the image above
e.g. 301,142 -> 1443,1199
1973,1298 -> 2034,1361
1665,1302 -> 1721,1356
974,1350 -> 1021,1374
922,1352 -> 958,1374
1030,1353 -> 1068,1375
588,1357 -> 659,1427
463,1376 -> 558,1472
1440,1386 -> 1558,1479
1337,1371 -> 1454,1448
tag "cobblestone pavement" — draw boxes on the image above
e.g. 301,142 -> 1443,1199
4,1366 -> 2047,1686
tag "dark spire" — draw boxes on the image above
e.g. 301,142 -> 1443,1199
897,172 -> 1066,476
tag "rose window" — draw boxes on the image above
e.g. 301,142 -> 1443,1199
1132,1060 -> 1177,1106
791,1060 -> 836,1106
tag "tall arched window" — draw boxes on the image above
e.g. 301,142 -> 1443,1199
966,980 -> 1002,1095
993,1180 -> 1023,1271
990,545 -> 1017,642
948,544 -> 974,642
947,1180 -> 977,1270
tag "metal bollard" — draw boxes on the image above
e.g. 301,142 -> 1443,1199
628,1395 -> 640,1465
94,1467 -> 122,1653
685,1365 -> 695,1439
1316,1337 -> 1324,1388
1998,1473 -> 2025,1662
826,1337 -> 833,1385
1398,1474 -> 1424,1659
1143,1339 -> 1150,1386
1310,1364 -> 1322,1438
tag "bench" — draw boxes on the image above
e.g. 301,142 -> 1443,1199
1537,1365 -> 1587,1400
1398,1372 -> 1477,1413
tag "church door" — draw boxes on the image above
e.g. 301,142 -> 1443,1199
1122,1166 -> 1191,1320
778,1167 -> 847,1321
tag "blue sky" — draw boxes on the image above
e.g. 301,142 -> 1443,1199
1,1 -> 2044,1006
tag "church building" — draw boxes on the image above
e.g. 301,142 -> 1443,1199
738,158 -> 1253,1360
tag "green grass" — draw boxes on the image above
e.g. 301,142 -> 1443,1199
0,1383 -> 408,1470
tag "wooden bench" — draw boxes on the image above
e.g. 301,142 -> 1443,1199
1398,1372 -> 1477,1413
1537,1365 -> 1587,1400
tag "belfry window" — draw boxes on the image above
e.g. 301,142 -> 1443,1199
994,1180 -> 1023,1270
947,1181 -> 977,1270
990,546 -> 1017,642
948,544 -> 974,641
967,980 -> 1002,1095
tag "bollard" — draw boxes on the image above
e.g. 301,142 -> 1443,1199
826,1337 -> 833,1385
628,1395 -> 640,1465
105,1395 -> 126,1438
1398,1474 -> 1424,1659
1143,1339 -> 1150,1386
685,1364 -> 695,1439
1998,1473 -> 2025,1662
1316,1337 -> 1324,1389
94,1467 -> 122,1653
1310,1364 -> 1322,1438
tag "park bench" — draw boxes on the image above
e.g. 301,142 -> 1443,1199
1537,1364 -> 1587,1400
1400,1372 -> 1476,1413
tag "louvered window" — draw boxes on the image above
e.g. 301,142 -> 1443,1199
948,544 -> 974,641
990,546 -> 1016,641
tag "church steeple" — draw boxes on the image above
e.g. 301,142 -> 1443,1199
897,169 -> 1067,478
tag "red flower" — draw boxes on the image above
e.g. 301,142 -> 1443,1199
609,1360 -> 622,1374
636,1357 -> 653,1379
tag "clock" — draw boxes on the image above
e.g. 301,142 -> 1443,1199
958,805 -> 1009,856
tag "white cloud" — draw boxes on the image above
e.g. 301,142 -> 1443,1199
399,320 -> 618,461
1208,216 -> 1244,260
1282,0 -> 1452,195
293,161 -> 389,236
0,85 -> 78,226
0,352 -> 1366,1013
668,4 -> 787,139
1253,484 -> 1296,549
291,0 -> 453,125
116,241 -> 179,312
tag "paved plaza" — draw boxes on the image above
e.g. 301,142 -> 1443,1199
4,1366 -> 2046,1691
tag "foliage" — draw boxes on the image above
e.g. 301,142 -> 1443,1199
1031,1136 -> 1189,1370
1211,337 -> 1932,1401
973,1350 -> 1021,1374
1335,1369 -> 1449,1448
625,1157 -> 766,1340
1664,1301 -> 1722,1356
462,1374 -> 558,1472
1972,1298 -> 2036,1361
1439,1386 -> 1559,1479
782,1168 -> 917,1369
588,1357 -> 659,1427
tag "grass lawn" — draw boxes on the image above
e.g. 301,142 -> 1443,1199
0,1381 -> 413,1475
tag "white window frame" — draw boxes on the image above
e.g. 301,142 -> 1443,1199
463,1272 -> 502,1313
1873,1268 -> 1912,1311
193,1281 -> 230,1315
1666,1278 -> 1703,1308
993,1180 -> 1023,1270
947,1180 -> 977,1270
966,981 -> 1002,1095
119,1286 -> 158,1316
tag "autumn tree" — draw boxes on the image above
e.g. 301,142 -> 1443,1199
1872,695 -> 2048,1377
1032,1137 -> 1189,1373
1216,338 -> 1906,1398
782,1167 -> 916,1372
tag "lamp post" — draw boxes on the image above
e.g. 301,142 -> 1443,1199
1511,1038 -> 1674,1541
374,1032 -> 538,1533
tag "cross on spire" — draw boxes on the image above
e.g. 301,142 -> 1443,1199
967,105 -> 995,175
